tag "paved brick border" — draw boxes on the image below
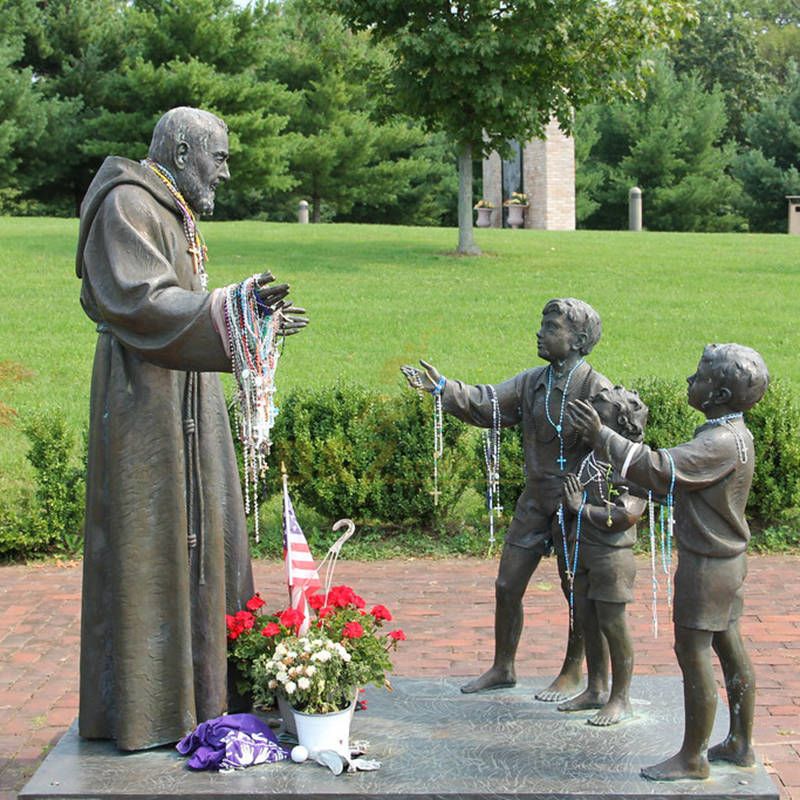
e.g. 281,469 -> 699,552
1,554 -> 797,798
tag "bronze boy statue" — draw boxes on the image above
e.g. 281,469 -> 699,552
402,298 -> 610,699
570,343 -> 769,780
558,386 -> 648,726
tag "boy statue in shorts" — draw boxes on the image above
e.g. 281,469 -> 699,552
569,343 -> 769,780
558,386 -> 648,726
402,298 -> 610,700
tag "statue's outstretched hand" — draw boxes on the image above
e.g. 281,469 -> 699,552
276,302 -> 309,337
568,399 -> 602,446
401,359 -> 442,393
254,271 -> 290,315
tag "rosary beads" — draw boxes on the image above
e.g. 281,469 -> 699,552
224,275 -> 282,543
558,493 -> 586,630
545,359 -> 584,470
483,385 -> 502,552
142,159 -> 209,291
431,376 -> 445,506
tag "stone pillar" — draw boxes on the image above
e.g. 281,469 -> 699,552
522,120 -> 575,231
629,187 -> 642,231
298,200 -> 309,224
787,196 -> 800,235
481,151 -> 503,228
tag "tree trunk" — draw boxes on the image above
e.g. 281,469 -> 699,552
457,142 -> 480,255
312,196 -> 321,223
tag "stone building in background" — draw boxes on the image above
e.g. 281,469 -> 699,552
482,119 -> 575,230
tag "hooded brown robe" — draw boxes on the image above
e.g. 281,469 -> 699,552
76,156 -> 254,751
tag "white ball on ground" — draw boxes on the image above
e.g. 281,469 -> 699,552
290,745 -> 308,763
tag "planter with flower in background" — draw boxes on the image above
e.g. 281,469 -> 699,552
504,192 -> 529,229
474,199 -> 495,228
226,585 -> 405,757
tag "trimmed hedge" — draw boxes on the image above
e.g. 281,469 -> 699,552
265,384 -> 475,529
1,378 -> 798,559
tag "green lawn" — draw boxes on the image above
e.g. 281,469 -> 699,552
1,217 -> 798,492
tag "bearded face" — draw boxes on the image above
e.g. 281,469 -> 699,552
176,126 -> 230,216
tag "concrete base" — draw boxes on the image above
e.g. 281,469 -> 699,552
20,676 -> 777,799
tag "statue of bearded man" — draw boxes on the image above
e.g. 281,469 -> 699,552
75,107 -> 303,751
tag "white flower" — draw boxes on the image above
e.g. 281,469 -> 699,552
297,676 -> 311,690
268,679 -> 277,689
313,650 -> 331,663
285,681 -> 296,695
277,670 -> 289,684
305,665 -> 317,677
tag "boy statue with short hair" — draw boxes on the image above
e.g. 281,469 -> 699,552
402,298 -> 611,700
557,386 -> 648,726
570,343 -> 769,780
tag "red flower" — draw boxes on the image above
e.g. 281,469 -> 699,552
278,607 -> 305,631
245,594 -> 266,612
370,604 -> 392,622
318,605 -> 334,619
342,621 -> 364,639
327,585 -> 366,609
388,629 -> 406,641
307,592 -> 325,610
225,614 -> 243,641
234,610 -> 255,630
261,622 -> 281,638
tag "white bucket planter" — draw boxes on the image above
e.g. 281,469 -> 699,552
291,700 -> 354,758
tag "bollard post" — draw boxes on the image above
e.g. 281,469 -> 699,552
628,187 -> 642,232
787,196 -> 800,235
298,200 -> 309,224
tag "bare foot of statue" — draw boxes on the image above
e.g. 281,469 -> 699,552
460,667 -> 516,694
535,674 -> 583,702
708,737 -> 756,767
640,752 -> 710,781
587,697 -> 633,726
557,688 -> 607,712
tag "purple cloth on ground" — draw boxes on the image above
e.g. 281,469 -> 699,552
176,713 -> 288,771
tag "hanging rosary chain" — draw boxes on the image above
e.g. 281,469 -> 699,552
225,275 -> 283,543
544,359 -> 584,471
559,493 -> 585,631
483,385 -> 502,551
142,159 -> 209,291
430,377 -> 445,507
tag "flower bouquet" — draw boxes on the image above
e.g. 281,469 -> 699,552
226,586 -> 405,715
503,191 -> 528,206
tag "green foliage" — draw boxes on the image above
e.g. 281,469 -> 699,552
330,0 -> 693,250
578,55 -> 746,231
632,376 -> 701,450
671,0 -> 770,141
744,380 -> 800,523
266,384 -> 474,528
261,0 -> 457,225
0,411 -> 85,559
731,63 -> 800,233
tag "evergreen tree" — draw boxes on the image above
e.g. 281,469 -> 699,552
578,56 -> 745,232
732,62 -> 800,232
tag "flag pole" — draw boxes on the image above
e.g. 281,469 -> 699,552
281,461 -> 291,605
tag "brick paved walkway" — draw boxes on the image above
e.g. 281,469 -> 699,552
1,554 -> 798,799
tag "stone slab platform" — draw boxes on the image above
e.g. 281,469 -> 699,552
19,676 -> 777,800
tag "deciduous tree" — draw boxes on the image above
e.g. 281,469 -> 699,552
330,0 -> 695,253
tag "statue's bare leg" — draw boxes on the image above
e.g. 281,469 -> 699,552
587,600 -> 633,726
536,547 -> 585,702
558,596 -> 608,712
461,543 -> 542,693
642,627 -> 714,781
708,622 -> 756,767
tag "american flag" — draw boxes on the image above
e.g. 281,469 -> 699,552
282,472 -> 320,635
